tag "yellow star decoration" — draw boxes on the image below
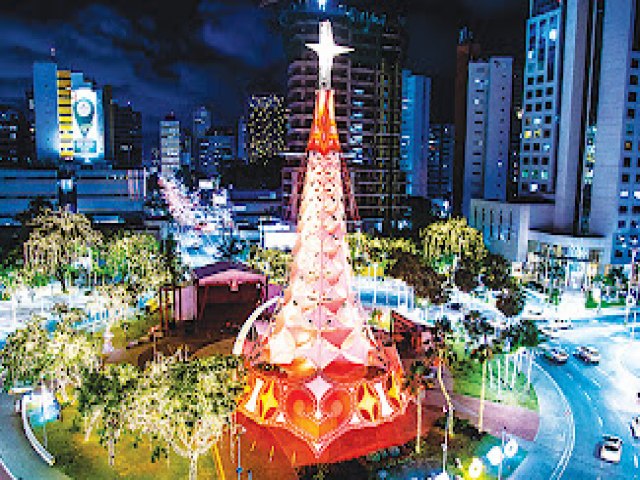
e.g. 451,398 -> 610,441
357,383 -> 378,421
387,372 -> 401,406
259,379 -> 279,422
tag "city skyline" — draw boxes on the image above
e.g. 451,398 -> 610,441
0,0 -> 526,150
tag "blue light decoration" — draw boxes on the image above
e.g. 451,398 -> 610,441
27,389 -> 60,426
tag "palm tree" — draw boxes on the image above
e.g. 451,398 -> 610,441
463,311 -> 496,431
405,360 -> 427,453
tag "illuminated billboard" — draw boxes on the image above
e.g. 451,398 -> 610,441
72,87 -> 104,162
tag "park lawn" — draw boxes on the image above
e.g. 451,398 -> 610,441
109,313 -> 160,350
451,357 -> 539,412
33,405 -> 218,480
585,294 -> 626,309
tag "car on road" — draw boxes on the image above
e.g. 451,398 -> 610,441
544,346 -> 569,364
631,416 -> 640,439
574,345 -> 601,364
539,324 -> 560,339
599,435 -> 623,463
550,318 -> 572,330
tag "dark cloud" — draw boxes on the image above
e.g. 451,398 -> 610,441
0,0 -> 283,150
0,0 -> 525,148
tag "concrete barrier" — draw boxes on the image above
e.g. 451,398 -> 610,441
20,395 -> 55,466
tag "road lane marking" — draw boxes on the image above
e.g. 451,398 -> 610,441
534,361 -> 575,480
591,377 -> 601,388
596,415 -> 603,428
583,390 -> 592,403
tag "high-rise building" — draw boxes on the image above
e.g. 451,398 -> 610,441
33,61 -> 106,166
195,126 -> 237,179
108,102 -> 143,169
275,0 -> 408,233
237,116 -> 247,162
159,114 -> 180,175
517,0 -> 563,199
245,94 -> 286,168
33,62 -> 59,164
470,0 -> 640,273
589,0 -> 638,263
453,27 -> 482,216
0,105 -> 30,167
401,70 -> 431,198
192,106 -> 212,140
427,123 -> 455,214
463,57 -> 513,217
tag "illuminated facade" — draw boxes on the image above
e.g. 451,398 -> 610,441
245,94 -> 286,168
33,61 -> 106,165
401,70 -> 431,198
160,114 -> 181,175
238,21 -> 409,462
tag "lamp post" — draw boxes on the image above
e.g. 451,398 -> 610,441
236,425 -> 246,480
497,427 -> 506,480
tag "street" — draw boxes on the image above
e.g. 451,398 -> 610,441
533,315 -> 640,479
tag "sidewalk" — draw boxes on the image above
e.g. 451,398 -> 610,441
0,392 -> 69,480
423,367 -> 539,442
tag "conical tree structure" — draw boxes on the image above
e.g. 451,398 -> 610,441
238,21 -> 409,459
266,89 -> 375,373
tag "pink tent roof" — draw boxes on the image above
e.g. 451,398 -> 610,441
197,268 -> 265,287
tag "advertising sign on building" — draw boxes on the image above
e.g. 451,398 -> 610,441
72,87 -> 104,162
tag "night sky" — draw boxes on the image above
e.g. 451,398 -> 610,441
0,0 -> 527,151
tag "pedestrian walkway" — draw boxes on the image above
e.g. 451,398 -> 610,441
0,392 -> 69,480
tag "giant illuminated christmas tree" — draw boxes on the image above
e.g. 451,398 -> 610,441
238,21 -> 409,461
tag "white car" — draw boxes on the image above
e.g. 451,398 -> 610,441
600,435 -> 622,463
576,346 -> 601,364
631,416 -> 640,439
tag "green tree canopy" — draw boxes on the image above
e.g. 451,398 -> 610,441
0,316 -> 51,391
23,209 -> 102,291
387,251 -> 448,304
129,353 -> 246,480
420,218 -> 487,271
77,363 -> 140,466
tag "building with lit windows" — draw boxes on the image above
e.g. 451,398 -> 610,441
463,57 -> 512,217
160,114 -> 181,175
401,70 -> 430,198
33,60 -> 106,166
517,0 -> 562,199
453,27 -> 482,217
245,94 -> 286,168
107,101 -> 142,169
274,0 -> 408,233
427,123 -> 454,215
0,105 -> 30,167
470,0 -> 640,278
195,127 -> 237,179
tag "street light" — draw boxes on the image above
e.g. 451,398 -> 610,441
468,457 -> 483,479
236,425 -> 246,480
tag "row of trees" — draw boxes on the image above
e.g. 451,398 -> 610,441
0,315 -> 245,480
346,220 -> 524,317
2,208 -> 184,313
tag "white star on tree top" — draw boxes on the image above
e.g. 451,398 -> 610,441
306,20 -> 353,90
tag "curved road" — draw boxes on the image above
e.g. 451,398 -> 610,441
0,392 -> 68,480
532,316 -> 640,479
